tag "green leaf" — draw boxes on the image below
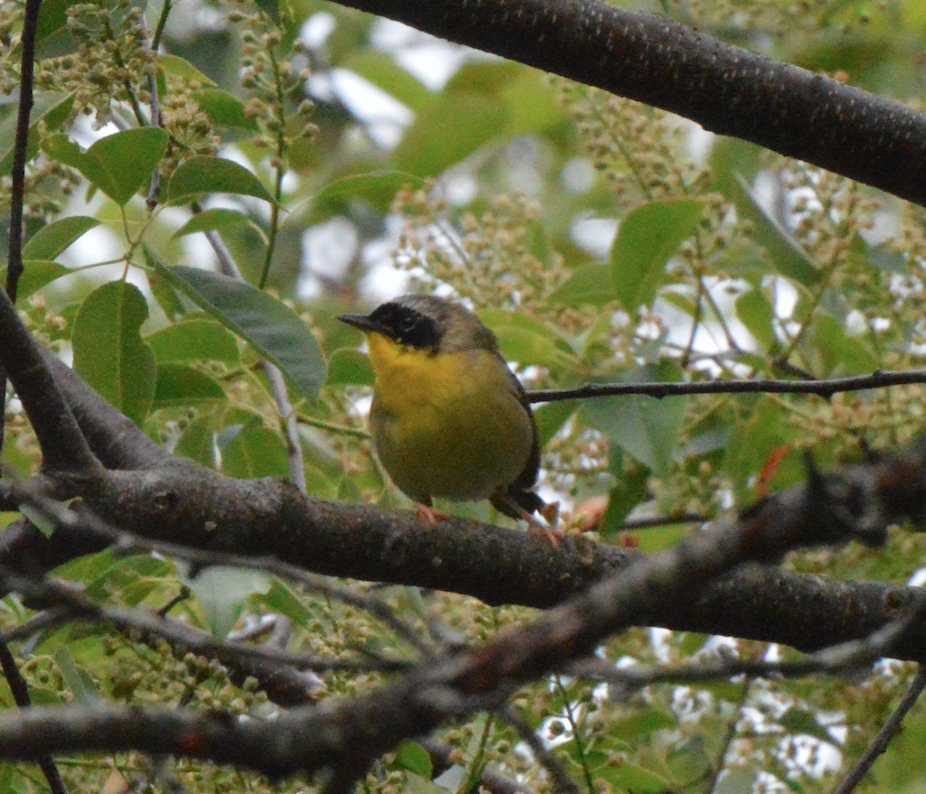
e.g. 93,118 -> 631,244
629,522 -> 693,553
146,318 -> 240,366
314,170 -> 424,214
146,268 -> 188,323
780,707 -> 833,744
0,261 -> 70,300
549,263 -> 617,307
77,554 -> 173,605
259,580 -> 312,627
708,136 -> 763,197
864,239 -> 907,274
728,174 -> 820,286
608,709 -> 677,740
152,364 -> 225,408
343,52 -> 434,113
253,0 -> 280,23
53,647 -> 100,702
610,200 -> 703,312
534,400 -> 575,447
809,313 -> 877,375
501,68 -> 566,137
158,54 -> 218,87
43,128 -> 169,206
165,156 -> 276,205
714,767 -> 758,794
395,742 -> 433,779
221,422 -> 289,479
22,216 -> 100,260
582,366 -> 685,478
183,566 -> 272,640
172,208 -> 264,241
723,398 -> 799,501
871,703 -> 926,792
325,348 -> 374,386
392,93 -> 507,178
479,310 -> 575,369
36,0 -> 71,42
584,394 -> 684,478
0,92 -> 74,174
595,761 -> 672,794
736,287 -> 777,350
600,461 -> 651,536
153,264 -> 327,401
174,415 -> 217,468
192,89 -> 260,132
72,281 -> 157,425
19,503 -> 60,538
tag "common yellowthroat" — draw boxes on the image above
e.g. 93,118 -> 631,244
339,295 -> 548,528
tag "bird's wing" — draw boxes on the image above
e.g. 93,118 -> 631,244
501,356 -> 545,514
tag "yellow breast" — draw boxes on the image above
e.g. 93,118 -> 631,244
364,332 -> 534,505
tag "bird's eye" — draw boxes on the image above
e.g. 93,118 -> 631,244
370,303 -> 439,349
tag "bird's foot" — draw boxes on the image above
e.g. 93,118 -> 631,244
527,518 -> 564,547
540,500 -> 561,526
416,503 -> 451,527
495,493 -> 563,546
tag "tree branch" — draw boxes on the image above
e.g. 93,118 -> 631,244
0,282 -> 103,475
528,369 -> 926,404
4,439 -> 926,667
0,460 -> 893,783
330,0 -> 926,206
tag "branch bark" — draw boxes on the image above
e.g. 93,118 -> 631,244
330,0 -> 926,206
0,462 -> 902,788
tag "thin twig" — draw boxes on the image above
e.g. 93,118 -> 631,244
5,0 -> 42,304
1,0 -> 44,469
258,45 -> 289,290
0,638 -> 69,794
830,666 -> 926,794
572,603 -> 926,692
620,513 -> 706,530
704,678 -> 752,794
151,0 -> 172,52
499,705 -> 580,794
419,737 -> 539,794
528,369 -> 926,404
193,205 -> 308,494
554,677 -> 594,794
141,12 -> 163,209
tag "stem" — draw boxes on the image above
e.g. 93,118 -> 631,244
151,0 -> 173,52
297,415 -> 370,440
258,47 -> 289,290
2,0 -> 43,469
458,714 -> 494,794
830,667 -> 926,794
555,677 -> 595,794
0,639 -> 69,794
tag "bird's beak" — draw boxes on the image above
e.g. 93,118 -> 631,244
338,313 -> 392,337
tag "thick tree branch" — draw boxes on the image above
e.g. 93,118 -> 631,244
4,440 -> 926,667
0,286 -> 103,475
39,350 -> 173,471
329,0 -> 926,206
4,334 -> 926,681
0,463 -> 893,783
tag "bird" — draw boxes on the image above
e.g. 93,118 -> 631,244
338,294 -> 555,536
